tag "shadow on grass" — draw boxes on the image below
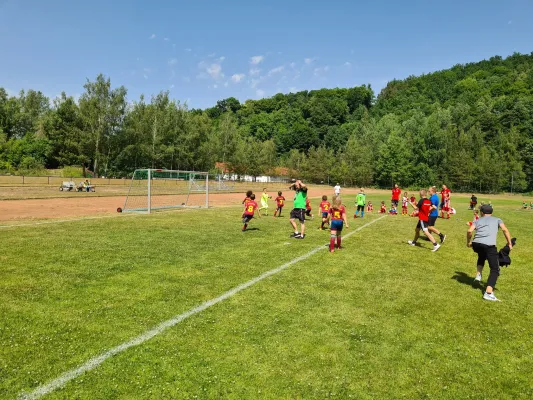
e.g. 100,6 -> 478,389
451,271 -> 484,294
242,227 -> 260,231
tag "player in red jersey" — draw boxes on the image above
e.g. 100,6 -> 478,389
391,183 -> 401,209
379,201 -> 387,213
329,196 -> 349,253
273,191 -> 286,217
305,198 -> 313,219
319,195 -> 331,230
242,190 -> 253,205
440,185 -> 451,219
242,194 -> 260,231
467,209 -> 480,226
367,201 -> 373,212
407,189 -> 440,251
401,192 -> 409,216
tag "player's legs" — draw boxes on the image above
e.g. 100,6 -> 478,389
428,216 -> 445,243
484,246 -> 500,294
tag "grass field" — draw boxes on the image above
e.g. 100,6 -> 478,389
1,194 -> 532,399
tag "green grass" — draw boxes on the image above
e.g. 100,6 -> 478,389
1,195 -> 533,399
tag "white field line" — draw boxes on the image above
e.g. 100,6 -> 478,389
17,215 -> 386,400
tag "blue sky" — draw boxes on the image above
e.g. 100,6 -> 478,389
1,0 -> 532,109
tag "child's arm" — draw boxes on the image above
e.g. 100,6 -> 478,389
343,211 -> 349,228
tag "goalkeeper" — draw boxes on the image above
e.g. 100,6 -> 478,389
258,188 -> 272,216
354,188 -> 366,218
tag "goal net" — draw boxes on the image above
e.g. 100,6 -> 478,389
122,169 -> 209,213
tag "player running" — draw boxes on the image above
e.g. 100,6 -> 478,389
407,189 -> 441,252
428,186 -> 446,243
242,190 -> 253,204
305,198 -> 313,219
354,188 -> 366,218
242,194 -> 261,231
273,191 -> 286,217
258,188 -> 272,216
329,196 -> 349,253
319,195 -> 331,230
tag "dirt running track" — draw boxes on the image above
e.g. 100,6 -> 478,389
0,187 -> 369,223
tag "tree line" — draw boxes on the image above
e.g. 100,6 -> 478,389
1,52 -> 533,192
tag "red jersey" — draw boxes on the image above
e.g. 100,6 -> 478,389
417,198 -> 432,222
306,198 -> 312,210
380,205 -> 387,213
320,201 -> 331,213
402,197 -> 408,208
392,187 -> 401,201
410,196 -> 416,204
440,188 -> 451,202
275,196 -> 286,207
243,200 -> 258,216
330,205 -> 346,221
367,204 -> 373,211
242,196 -> 251,204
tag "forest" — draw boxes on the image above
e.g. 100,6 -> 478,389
1,52 -> 533,192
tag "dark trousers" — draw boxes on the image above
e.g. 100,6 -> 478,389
472,242 -> 500,288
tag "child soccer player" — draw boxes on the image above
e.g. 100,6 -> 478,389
389,205 -> 398,215
258,188 -> 272,216
242,194 -> 260,231
305,198 -> 313,219
467,209 -> 480,226
402,192 -> 409,216
379,201 -> 387,214
242,190 -> 253,204
354,188 -> 366,218
319,195 -> 331,230
329,196 -> 349,253
408,189 -> 441,252
273,191 -> 286,217
441,192 -> 451,219
367,201 -> 373,212
522,201 -> 528,209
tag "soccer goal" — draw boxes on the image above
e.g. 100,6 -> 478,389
121,169 -> 209,213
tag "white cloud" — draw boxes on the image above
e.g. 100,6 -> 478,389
344,61 -> 351,67
250,78 -> 262,88
314,66 -> 330,76
169,84 -> 175,89
304,58 -> 313,65
185,48 -> 192,52
231,73 -> 246,83
163,37 -> 169,41
150,34 -> 156,39
218,56 -> 226,62
168,58 -> 178,65
213,84 -> 218,89
249,67 -> 261,76
224,81 -> 229,87
207,63 -> 224,79
256,89 -> 265,97
250,55 -> 264,65
268,65 -> 284,76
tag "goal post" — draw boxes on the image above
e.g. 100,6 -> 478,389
122,169 -> 209,213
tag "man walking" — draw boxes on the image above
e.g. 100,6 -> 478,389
428,186 -> 446,243
289,179 -> 308,239
334,183 -> 341,196
467,204 -> 513,301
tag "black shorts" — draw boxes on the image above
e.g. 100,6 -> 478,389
242,215 -> 253,223
416,220 -> 429,230
357,205 -> 365,212
290,208 -> 306,223
392,199 -> 399,207
428,216 -> 438,227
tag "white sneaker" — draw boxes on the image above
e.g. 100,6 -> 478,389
432,243 -> 441,252
474,273 -> 482,282
483,292 -> 500,302
407,240 -> 416,246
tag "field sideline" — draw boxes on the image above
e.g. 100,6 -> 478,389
1,195 -> 532,399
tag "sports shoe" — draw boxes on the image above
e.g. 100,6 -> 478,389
440,234 -> 446,244
290,232 -> 300,238
295,234 -> 305,239
432,243 -> 441,252
407,240 -> 416,246
483,292 -> 500,302
474,273 -> 482,282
